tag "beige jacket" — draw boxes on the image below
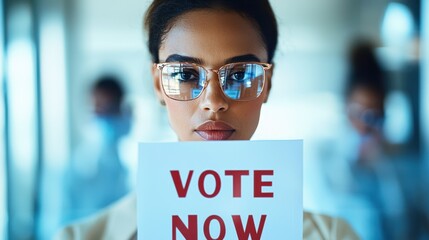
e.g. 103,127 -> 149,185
56,194 -> 359,240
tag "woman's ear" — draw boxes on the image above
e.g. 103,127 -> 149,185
152,63 -> 166,106
263,63 -> 274,103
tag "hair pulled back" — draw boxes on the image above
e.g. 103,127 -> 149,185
144,0 -> 278,63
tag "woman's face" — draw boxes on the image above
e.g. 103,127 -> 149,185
152,9 -> 272,141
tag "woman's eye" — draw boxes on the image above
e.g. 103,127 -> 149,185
171,70 -> 198,81
229,71 -> 247,81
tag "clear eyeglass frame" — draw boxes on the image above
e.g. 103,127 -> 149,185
155,61 -> 272,101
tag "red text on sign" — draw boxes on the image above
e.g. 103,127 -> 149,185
172,214 -> 267,240
170,170 -> 274,198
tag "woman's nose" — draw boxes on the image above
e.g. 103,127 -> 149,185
199,74 -> 229,113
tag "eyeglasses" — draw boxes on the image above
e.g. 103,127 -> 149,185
347,102 -> 384,128
156,62 -> 272,101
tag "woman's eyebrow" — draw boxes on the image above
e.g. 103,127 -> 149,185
225,54 -> 261,64
165,54 -> 204,64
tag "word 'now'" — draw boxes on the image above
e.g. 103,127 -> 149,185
173,214 -> 267,240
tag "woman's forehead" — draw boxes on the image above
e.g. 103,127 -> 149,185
158,9 -> 268,65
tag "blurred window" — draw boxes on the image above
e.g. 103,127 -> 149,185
1,0 -> 6,239
5,3 -> 38,239
38,6 -> 69,239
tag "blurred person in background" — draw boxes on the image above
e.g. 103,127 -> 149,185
323,39 -> 428,240
62,75 -> 132,223
343,40 -> 403,240
345,40 -> 390,167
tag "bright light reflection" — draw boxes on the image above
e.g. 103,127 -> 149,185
381,3 -> 415,47
40,16 -> 69,170
380,3 -> 415,70
7,39 -> 37,172
384,91 -> 412,144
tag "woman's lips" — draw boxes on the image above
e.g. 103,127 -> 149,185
195,121 -> 235,140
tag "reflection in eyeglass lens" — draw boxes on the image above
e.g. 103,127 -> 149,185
221,64 -> 264,100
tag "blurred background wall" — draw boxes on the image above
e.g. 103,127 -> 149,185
0,0 -> 427,239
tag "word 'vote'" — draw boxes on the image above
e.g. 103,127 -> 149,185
170,170 -> 274,198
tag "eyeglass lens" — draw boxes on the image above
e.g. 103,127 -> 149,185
160,63 -> 265,101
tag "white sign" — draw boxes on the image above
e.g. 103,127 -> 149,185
138,140 -> 303,240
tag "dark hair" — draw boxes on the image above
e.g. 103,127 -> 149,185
345,40 -> 387,102
92,75 -> 125,104
144,0 -> 278,63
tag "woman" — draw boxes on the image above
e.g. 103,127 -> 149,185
57,0 -> 359,239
